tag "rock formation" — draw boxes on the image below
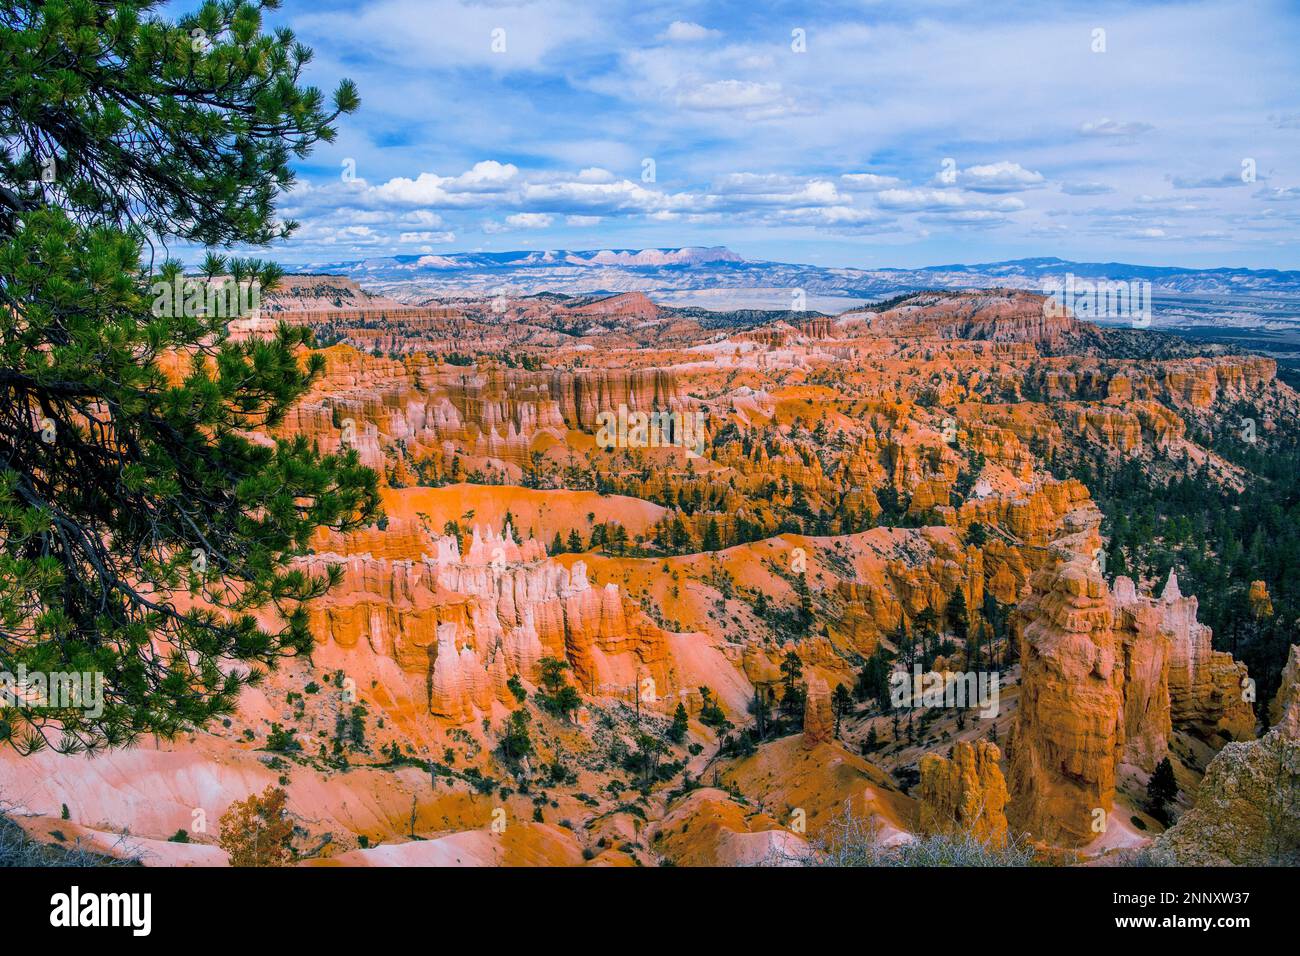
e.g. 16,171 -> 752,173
1009,558 -> 1249,846
302,524 -> 675,723
1008,549 -> 1124,846
802,677 -> 834,747
1153,645 -> 1300,865
918,740 -> 1009,847
1161,573 -> 1255,742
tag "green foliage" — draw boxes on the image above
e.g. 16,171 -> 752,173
701,517 -> 722,552
506,673 -> 527,704
499,708 -> 532,765
698,686 -> 728,729
1061,419 -> 1300,708
265,722 -> 300,753
852,650 -> 894,712
538,656 -> 568,694
551,685 -> 581,723
831,683 -> 853,736
0,0 -> 358,245
668,702 -> 689,744
0,1 -> 375,754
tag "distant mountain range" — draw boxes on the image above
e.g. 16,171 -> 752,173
303,247 -> 1300,331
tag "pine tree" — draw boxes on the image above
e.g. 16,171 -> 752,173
0,1 -> 375,754
550,531 -> 565,555
779,651 -> 804,718
500,709 -> 533,764
668,703 -> 689,744
948,588 -> 969,643
702,517 -> 722,552
1147,757 -> 1178,824
793,571 -> 814,633
831,683 -> 853,737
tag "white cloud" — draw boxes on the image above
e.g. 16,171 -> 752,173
399,230 -> 456,243
713,174 -> 846,207
876,188 -> 1024,212
663,21 -> 719,42
677,79 -> 778,109
1256,185 -> 1300,201
505,213 -> 554,229
841,173 -> 905,191
956,161 -> 1045,192
519,178 -> 704,213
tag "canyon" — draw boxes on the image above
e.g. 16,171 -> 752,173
2,281 -> 1295,867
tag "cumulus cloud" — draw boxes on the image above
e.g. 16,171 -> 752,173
954,161 -> 1045,192
713,174 -> 845,207
519,178 -> 705,213
662,21 -> 719,42
675,80 -> 804,119
257,0 -> 1299,266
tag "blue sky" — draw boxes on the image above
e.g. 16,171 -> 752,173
223,0 -> 1300,269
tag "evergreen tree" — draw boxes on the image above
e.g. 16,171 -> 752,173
793,571 -> 814,633
748,687 -> 771,738
538,656 -> 568,695
500,709 -> 533,764
701,517 -> 722,552
856,648 -> 893,710
948,589 -> 969,643
779,651 -> 804,718
862,726 -> 879,754
1147,757 -> 1178,824
553,685 -> 581,724
0,0 -> 376,754
831,683 -> 853,737
668,703 -> 689,744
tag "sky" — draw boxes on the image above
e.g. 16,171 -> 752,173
208,0 -> 1300,270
